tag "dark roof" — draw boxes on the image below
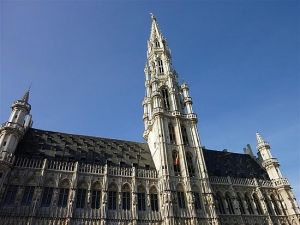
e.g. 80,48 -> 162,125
15,128 -> 268,179
15,128 -> 155,169
202,149 -> 269,180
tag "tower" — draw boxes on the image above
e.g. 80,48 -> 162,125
256,132 -> 300,224
143,14 -> 219,225
0,90 -> 32,184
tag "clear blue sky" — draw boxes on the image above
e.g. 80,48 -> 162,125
1,1 -> 299,199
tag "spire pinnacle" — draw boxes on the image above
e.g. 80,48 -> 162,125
22,89 -> 30,103
256,132 -> 265,144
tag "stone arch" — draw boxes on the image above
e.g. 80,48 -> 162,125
244,192 -> 254,214
77,180 -> 88,189
225,191 -> 235,214
270,193 -> 281,215
91,181 -> 101,190
137,184 -> 145,193
236,192 -> 245,214
253,193 -> 263,215
149,185 -> 158,194
121,183 -> 131,192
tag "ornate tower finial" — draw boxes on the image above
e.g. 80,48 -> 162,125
256,132 -> 264,144
150,12 -> 156,20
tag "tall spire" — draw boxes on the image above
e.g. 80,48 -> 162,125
149,13 -> 164,42
22,89 -> 30,103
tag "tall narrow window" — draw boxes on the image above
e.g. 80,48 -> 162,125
253,194 -> 263,215
271,194 -> 281,215
91,190 -> 101,209
76,188 -> 86,208
58,188 -> 69,207
225,193 -> 235,214
264,194 -> 273,215
181,126 -> 189,145
237,193 -> 245,214
177,191 -> 186,209
158,59 -> 164,74
168,123 -> 176,144
150,187 -> 159,211
137,193 -> 146,211
161,88 -> 170,110
4,185 -> 18,205
108,190 -> 117,210
122,192 -> 131,210
21,186 -> 35,206
215,193 -> 225,214
186,152 -> 195,176
173,151 -> 181,176
193,192 -> 202,210
155,40 -> 160,48
41,187 -> 53,207
245,193 -> 254,214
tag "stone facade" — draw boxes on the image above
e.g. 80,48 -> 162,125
0,15 -> 299,225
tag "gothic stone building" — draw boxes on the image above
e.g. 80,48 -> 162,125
0,15 -> 299,225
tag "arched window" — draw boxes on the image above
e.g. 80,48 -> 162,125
108,183 -> 117,210
181,126 -> 189,145
264,194 -> 273,215
161,88 -> 170,110
150,186 -> 159,211
137,185 -> 146,211
215,192 -> 225,214
76,182 -> 88,209
186,152 -> 195,177
168,123 -> 176,144
225,192 -> 235,214
172,151 -> 181,176
4,185 -> 18,206
177,185 -> 186,209
91,182 -> 101,209
58,179 -> 70,208
122,184 -> 131,210
237,193 -> 245,214
245,193 -> 254,214
253,193 -> 263,215
271,194 -> 281,215
158,59 -> 164,74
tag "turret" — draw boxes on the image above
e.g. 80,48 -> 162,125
0,90 -> 33,161
256,132 -> 282,180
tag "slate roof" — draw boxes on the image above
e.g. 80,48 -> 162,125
15,128 -> 268,179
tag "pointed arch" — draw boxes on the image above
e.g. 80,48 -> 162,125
157,58 -> 164,74
253,193 -> 263,215
225,192 -> 235,214
244,193 -> 254,214
236,192 -> 245,214
270,194 -> 281,215
91,181 -> 101,209
263,193 -> 274,215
